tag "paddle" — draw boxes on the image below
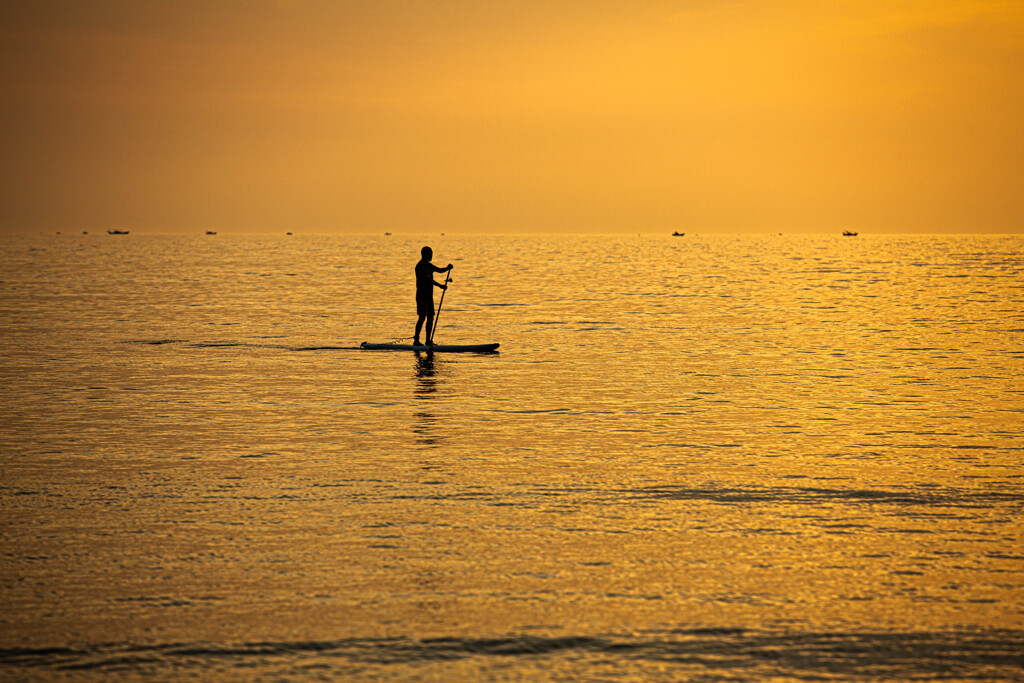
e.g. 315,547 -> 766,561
430,266 -> 453,346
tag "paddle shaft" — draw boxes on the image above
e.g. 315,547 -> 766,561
430,268 -> 453,342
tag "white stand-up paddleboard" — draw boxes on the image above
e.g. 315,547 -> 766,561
361,341 -> 499,352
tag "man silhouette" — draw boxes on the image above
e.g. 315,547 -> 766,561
414,246 -> 452,346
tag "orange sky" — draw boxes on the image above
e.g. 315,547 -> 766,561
2,0 -> 1022,234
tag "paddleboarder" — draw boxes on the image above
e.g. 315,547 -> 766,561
414,246 -> 452,346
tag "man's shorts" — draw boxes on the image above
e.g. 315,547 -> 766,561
417,297 -> 433,316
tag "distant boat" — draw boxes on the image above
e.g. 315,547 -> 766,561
286,232 -> 293,235
672,231 -> 685,236
842,230 -> 858,236
205,231 -> 217,235
107,229 -> 129,235
384,232 -> 391,236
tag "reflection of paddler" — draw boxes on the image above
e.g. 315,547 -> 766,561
414,352 -> 438,396
414,246 -> 453,346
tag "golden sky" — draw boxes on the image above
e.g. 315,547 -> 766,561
2,0 -> 1022,234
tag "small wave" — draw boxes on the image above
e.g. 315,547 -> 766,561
2,629 -> 1021,679
190,341 -> 244,348
620,484 -> 1023,510
122,339 -> 364,351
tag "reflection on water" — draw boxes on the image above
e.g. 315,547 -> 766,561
413,351 -> 443,446
414,351 -> 440,397
1,233 -> 1022,680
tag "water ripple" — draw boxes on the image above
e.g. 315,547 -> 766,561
3,630 -> 1021,680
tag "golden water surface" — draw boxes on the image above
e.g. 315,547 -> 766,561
1,233 -> 1022,680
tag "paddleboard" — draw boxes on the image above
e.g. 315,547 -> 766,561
361,341 -> 499,352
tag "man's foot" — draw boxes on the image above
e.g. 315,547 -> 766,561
413,338 -> 421,346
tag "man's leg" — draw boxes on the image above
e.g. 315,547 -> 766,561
424,313 -> 434,343
414,314 -> 426,343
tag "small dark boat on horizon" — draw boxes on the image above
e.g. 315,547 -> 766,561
206,231 -> 217,235
107,229 -> 129,235
843,230 -> 858,236
672,231 -> 685,236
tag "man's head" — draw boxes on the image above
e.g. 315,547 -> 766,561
421,246 -> 432,260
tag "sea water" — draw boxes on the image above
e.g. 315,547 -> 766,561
1,232 -> 1022,680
